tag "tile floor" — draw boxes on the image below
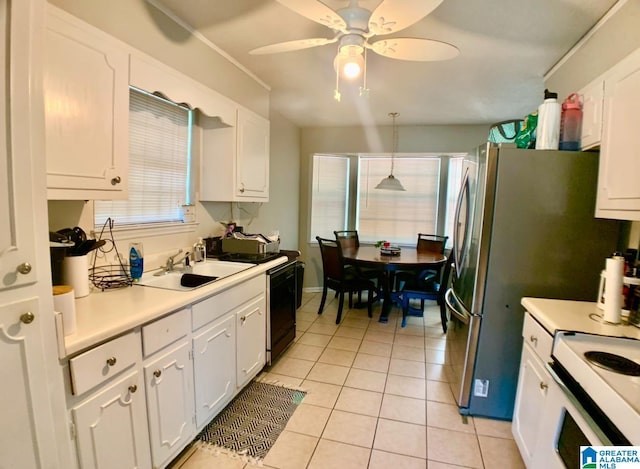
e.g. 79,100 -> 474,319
173,291 -> 525,469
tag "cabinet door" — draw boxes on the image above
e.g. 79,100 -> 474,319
0,298 -> 58,469
596,48 -> 640,219
511,343 -> 551,468
192,315 -> 235,428
144,342 -> 194,468
0,0 -> 38,290
236,108 -> 269,200
236,296 -> 266,389
579,79 -> 604,150
44,6 -> 129,199
72,371 -> 151,469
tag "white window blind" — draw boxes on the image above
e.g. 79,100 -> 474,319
95,88 -> 191,227
358,156 -> 440,245
309,154 -> 349,241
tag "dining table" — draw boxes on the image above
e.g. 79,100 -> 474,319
341,245 -> 446,323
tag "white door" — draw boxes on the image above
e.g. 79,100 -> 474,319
236,296 -> 266,388
144,342 -> 195,467
192,315 -> 236,428
72,371 -> 151,469
512,343 -> 550,468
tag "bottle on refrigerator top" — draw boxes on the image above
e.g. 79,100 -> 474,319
129,242 -> 144,281
559,93 -> 583,151
535,89 -> 561,150
193,237 -> 206,262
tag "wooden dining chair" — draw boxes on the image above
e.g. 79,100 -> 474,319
399,251 -> 454,331
316,236 -> 375,324
394,234 -> 448,291
334,230 -> 382,300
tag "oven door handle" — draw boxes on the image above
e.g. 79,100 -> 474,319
545,363 -> 613,446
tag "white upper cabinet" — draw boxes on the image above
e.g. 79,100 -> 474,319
44,6 -> 129,200
578,79 -> 604,150
595,47 -> 640,220
200,107 -> 270,202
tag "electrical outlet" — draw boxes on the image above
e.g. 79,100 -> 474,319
473,379 -> 489,397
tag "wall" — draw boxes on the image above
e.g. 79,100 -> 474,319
299,124 -> 489,289
545,0 -> 640,249
46,0 -> 301,271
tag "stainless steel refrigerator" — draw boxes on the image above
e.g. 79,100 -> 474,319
444,143 -> 620,420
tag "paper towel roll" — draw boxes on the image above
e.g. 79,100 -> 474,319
61,255 -> 90,298
604,256 -> 624,324
53,285 -> 76,336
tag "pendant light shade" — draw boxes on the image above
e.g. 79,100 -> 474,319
376,112 -> 406,191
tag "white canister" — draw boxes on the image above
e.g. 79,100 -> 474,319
53,285 -> 76,336
61,255 -> 90,298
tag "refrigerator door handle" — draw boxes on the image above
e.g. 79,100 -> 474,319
445,288 -> 471,325
453,168 -> 470,277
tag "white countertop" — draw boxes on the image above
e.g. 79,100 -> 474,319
59,257 -> 287,357
521,297 -> 640,340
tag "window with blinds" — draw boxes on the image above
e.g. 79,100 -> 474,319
309,154 -> 350,240
95,87 -> 192,228
358,156 -> 440,245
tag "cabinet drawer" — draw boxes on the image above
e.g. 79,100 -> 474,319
142,308 -> 190,357
522,313 -> 553,362
192,275 -> 264,331
69,331 -> 140,395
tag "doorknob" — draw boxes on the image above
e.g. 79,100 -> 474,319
20,312 -> 35,324
17,262 -> 32,275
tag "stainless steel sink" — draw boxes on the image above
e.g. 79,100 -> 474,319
135,260 -> 254,291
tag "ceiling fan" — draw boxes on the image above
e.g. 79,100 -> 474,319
250,0 -> 459,99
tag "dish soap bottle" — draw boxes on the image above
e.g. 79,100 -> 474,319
535,89 -> 561,150
193,237 -> 206,262
129,242 -> 144,281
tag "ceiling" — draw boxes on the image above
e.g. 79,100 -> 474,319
149,0 -> 617,127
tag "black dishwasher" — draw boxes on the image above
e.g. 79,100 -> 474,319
267,259 -> 297,364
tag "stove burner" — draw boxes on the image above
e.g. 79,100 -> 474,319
584,351 -> 640,376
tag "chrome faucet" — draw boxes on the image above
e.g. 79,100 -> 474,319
155,249 -> 192,275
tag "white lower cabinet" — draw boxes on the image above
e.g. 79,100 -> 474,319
236,296 -> 267,389
144,341 -> 194,468
512,313 -> 553,468
193,314 -> 236,428
72,370 -> 151,469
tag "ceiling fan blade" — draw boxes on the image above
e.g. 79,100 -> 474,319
369,0 -> 444,35
369,37 -> 459,61
275,0 -> 347,32
250,37 -> 338,55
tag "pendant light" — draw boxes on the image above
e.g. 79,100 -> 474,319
375,112 -> 406,191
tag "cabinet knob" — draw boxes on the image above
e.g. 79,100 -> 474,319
539,382 -> 548,390
106,357 -> 117,367
240,316 -> 247,323
111,176 -> 122,186
128,384 -> 137,393
153,369 -> 162,378
239,183 -> 245,193
20,311 -> 35,324
17,262 -> 32,275
529,335 -> 538,345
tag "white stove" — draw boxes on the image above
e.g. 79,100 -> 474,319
552,331 -> 640,445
